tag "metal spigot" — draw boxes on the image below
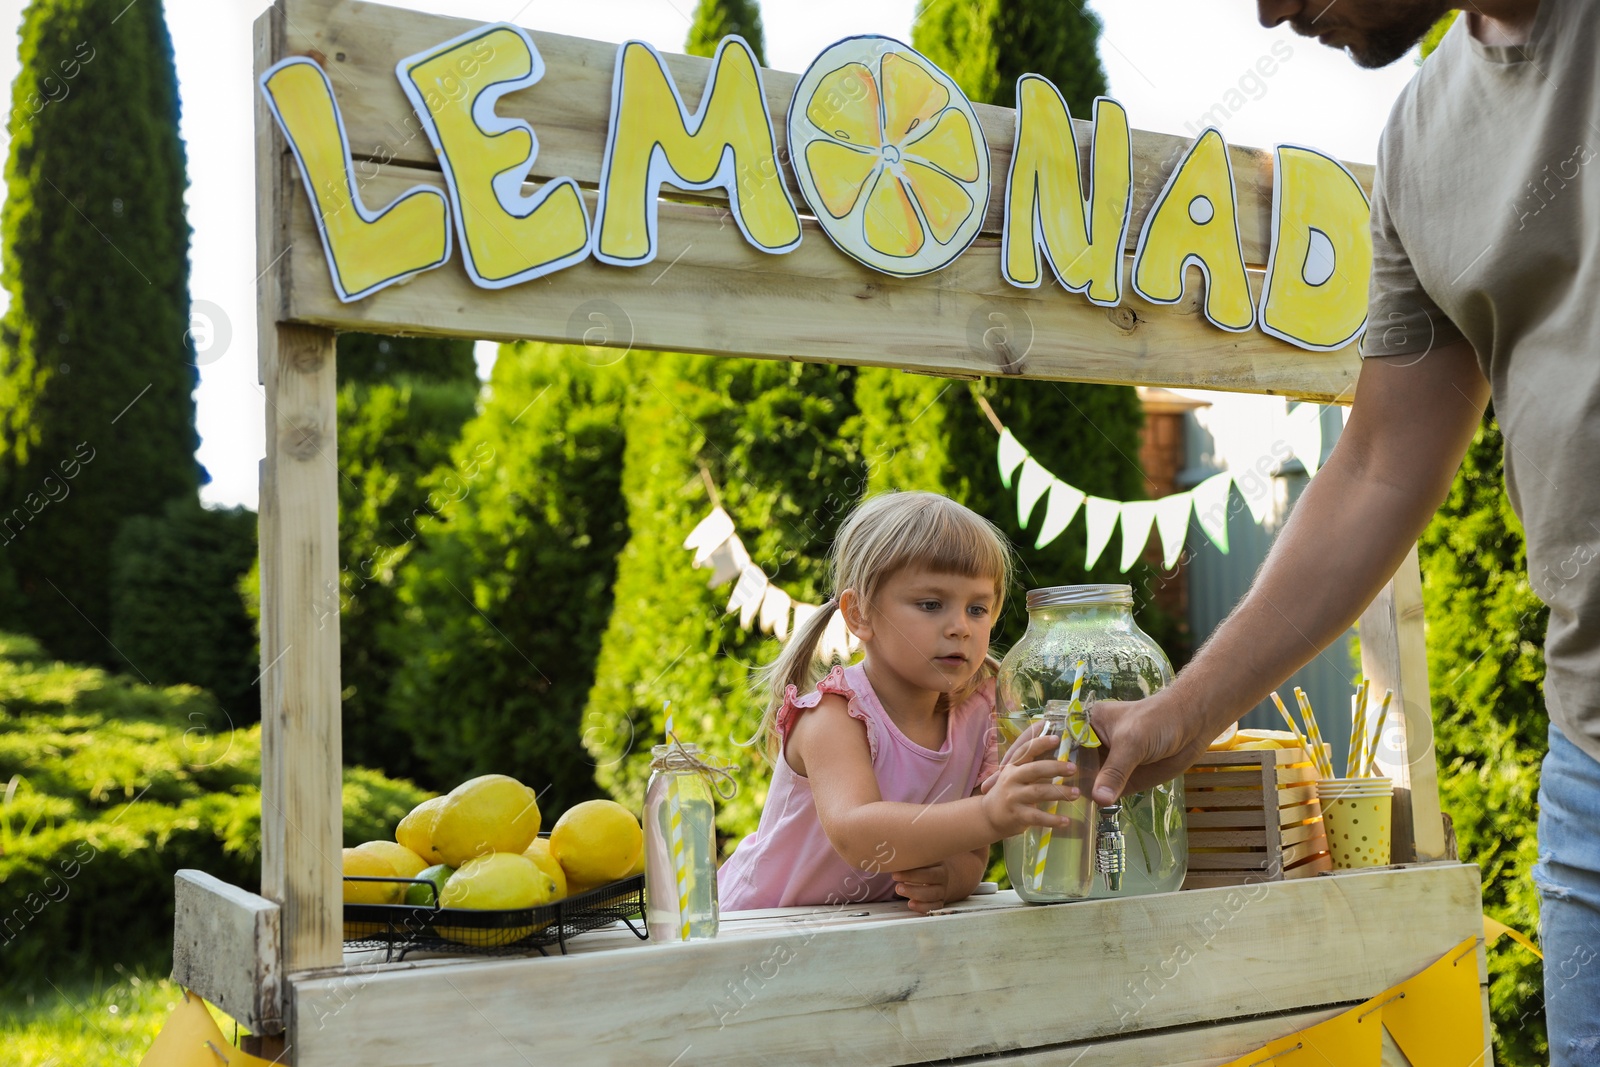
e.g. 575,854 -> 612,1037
1096,802 -> 1125,892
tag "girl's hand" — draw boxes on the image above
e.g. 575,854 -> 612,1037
891,849 -> 985,915
890,862 -> 954,915
978,734 -> 1078,839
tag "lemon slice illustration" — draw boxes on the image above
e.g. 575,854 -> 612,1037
788,37 -> 990,277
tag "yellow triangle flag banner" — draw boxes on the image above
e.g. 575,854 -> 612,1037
139,990 -> 285,1067
1215,998 -> 1383,1067
1383,936 -> 1487,1067
1484,914 -> 1542,959
1216,936 -> 1484,1067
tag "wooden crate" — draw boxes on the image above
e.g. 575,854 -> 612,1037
1182,747 -> 1333,889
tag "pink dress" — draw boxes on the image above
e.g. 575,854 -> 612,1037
718,662 -> 998,910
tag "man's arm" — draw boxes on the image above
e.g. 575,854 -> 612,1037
1091,341 -> 1490,805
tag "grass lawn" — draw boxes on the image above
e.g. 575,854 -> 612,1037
0,968 -> 238,1067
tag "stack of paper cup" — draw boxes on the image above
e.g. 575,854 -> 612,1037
1316,777 -> 1394,869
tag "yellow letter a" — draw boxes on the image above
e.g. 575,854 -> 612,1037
259,57 -> 450,303
1132,127 -> 1255,332
596,37 -> 801,265
1003,79 -> 1131,306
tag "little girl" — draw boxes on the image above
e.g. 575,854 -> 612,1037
718,491 -> 1077,913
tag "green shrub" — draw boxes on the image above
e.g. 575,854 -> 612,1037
109,497 -> 260,724
0,631 -> 428,975
1420,414 -> 1547,1063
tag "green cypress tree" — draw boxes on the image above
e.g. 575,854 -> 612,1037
0,0 -> 197,666
687,0 -> 766,62
583,352 -> 861,840
334,334 -> 479,778
386,342 -> 632,809
886,0 -> 1152,651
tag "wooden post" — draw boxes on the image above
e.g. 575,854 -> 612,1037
256,1 -> 344,981
1358,544 -> 1448,863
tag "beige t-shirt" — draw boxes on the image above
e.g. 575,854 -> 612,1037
1361,0 -> 1600,764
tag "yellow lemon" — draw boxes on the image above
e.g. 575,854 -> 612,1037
789,37 -> 989,276
626,844 -> 646,878
435,852 -> 556,946
1207,722 -> 1239,751
549,800 -> 643,888
342,847 -> 402,905
1237,729 -> 1301,745
522,839 -> 568,900
431,774 -> 542,868
355,840 -> 429,880
395,794 -> 448,864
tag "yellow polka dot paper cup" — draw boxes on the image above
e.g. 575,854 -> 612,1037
1316,777 -> 1394,868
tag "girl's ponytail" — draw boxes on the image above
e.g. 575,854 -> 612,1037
750,597 -> 841,760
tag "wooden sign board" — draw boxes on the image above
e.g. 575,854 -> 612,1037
259,0 -> 1374,402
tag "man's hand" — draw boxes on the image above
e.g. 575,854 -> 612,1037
1084,342 -> 1488,807
1088,689 -> 1216,805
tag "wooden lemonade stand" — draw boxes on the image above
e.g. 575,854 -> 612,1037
172,1 -> 1492,1061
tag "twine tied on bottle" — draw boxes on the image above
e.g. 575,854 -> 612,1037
655,730 -> 741,802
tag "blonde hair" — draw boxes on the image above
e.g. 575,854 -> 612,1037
752,491 -> 1015,759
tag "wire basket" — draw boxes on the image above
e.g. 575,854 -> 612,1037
343,873 -> 648,961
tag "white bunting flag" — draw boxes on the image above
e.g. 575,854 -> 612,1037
1190,471 -> 1233,554
703,536 -> 751,588
759,584 -> 792,640
727,563 -> 769,630
1016,456 -> 1053,528
1286,402 -> 1324,477
1084,497 -> 1121,570
791,602 -> 820,639
1035,479 -> 1086,549
821,611 -> 854,663
1153,493 -> 1194,570
997,428 -> 1027,489
1118,500 -> 1159,573
684,507 -> 737,567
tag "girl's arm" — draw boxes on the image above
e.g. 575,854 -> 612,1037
787,694 -> 1076,872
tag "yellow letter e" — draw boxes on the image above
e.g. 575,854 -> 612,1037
397,24 -> 591,289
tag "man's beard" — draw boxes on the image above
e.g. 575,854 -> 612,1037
1299,3 -> 1450,69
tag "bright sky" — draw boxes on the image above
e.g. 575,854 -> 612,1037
0,0 -> 1418,510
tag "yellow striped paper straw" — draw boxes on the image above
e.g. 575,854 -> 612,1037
662,699 -> 691,939
1295,687 -> 1332,779
1346,680 -> 1370,778
1271,691 -> 1312,762
1364,689 -> 1393,777
1032,659 -> 1086,892
667,775 -> 691,940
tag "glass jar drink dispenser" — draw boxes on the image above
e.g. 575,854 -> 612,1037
996,585 -> 1188,902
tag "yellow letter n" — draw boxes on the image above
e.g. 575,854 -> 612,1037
1003,78 -> 1131,306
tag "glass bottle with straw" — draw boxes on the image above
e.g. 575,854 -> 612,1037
644,702 -> 732,941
